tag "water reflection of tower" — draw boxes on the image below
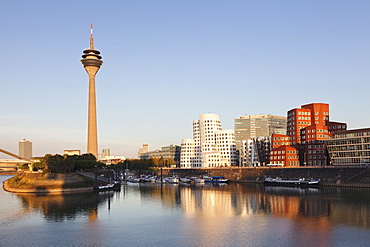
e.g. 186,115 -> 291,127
81,24 -> 103,159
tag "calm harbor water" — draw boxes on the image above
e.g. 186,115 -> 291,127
1,175 -> 370,247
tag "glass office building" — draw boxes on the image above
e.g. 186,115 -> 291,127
326,128 -> 370,166
234,114 -> 286,151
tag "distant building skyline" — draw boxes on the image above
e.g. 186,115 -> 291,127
102,148 -> 111,158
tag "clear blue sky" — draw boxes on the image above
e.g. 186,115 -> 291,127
1,1 -> 370,158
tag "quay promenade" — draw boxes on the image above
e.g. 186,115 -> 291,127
158,166 -> 370,188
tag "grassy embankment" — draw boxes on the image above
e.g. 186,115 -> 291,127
4,172 -> 95,193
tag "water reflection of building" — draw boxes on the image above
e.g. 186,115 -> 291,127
135,183 -> 370,231
176,184 -> 336,245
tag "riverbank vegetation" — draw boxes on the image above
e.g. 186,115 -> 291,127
114,157 -> 175,171
5,154 -> 104,193
5,172 -> 95,192
18,153 -> 105,173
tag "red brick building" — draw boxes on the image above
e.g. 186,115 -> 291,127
270,103 -> 347,167
271,134 -> 291,149
270,145 -> 299,167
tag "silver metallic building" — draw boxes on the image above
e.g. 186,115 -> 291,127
326,128 -> 370,166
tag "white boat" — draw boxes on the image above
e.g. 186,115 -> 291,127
155,177 -> 167,183
264,177 -> 320,187
144,175 -> 156,183
179,177 -> 192,183
190,177 -> 205,183
127,176 -> 141,183
167,176 -> 180,184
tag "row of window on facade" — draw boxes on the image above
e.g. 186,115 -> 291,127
328,139 -> 370,145
307,155 -> 326,159
335,131 -> 370,138
302,134 -> 329,139
288,111 -> 328,117
273,136 -> 289,141
271,156 -> 297,160
308,150 -> 325,154
270,161 -> 299,165
275,142 -> 290,146
271,150 -> 298,155
331,151 -> 370,157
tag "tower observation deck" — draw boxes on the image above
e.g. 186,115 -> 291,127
81,24 -> 103,159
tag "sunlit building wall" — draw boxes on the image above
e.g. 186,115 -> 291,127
140,144 -> 181,167
271,103 -> 347,166
240,140 -> 258,167
180,139 -> 196,168
64,150 -> 81,156
180,113 -> 237,168
240,137 -> 271,167
138,144 -> 149,158
216,129 -> 237,166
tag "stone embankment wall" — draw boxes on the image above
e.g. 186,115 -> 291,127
158,167 -> 370,188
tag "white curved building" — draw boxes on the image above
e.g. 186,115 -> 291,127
180,138 -> 197,168
180,113 -> 237,168
216,129 -> 237,166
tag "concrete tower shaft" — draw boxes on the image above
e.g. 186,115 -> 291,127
80,24 -> 103,159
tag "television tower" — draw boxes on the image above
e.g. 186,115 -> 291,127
81,24 -> 103,159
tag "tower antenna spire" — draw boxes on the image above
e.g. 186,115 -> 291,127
90,24 -> 94,50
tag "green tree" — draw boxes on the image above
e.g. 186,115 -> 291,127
41,153 -> 102,173
82,153 -> 96,161
43,154 -> 68,173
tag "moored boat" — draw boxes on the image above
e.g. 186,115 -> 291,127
179,177 -> 192,183
189,177 -> 205,183
167,176 -> 180,184
127,176 -> 141,183
264,177 -> 320,187
195,178 -> 205,183
204,176 -> 229,183
93,182 -> 121,191
143,175 -> 156,183
155,177 -> 167,183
